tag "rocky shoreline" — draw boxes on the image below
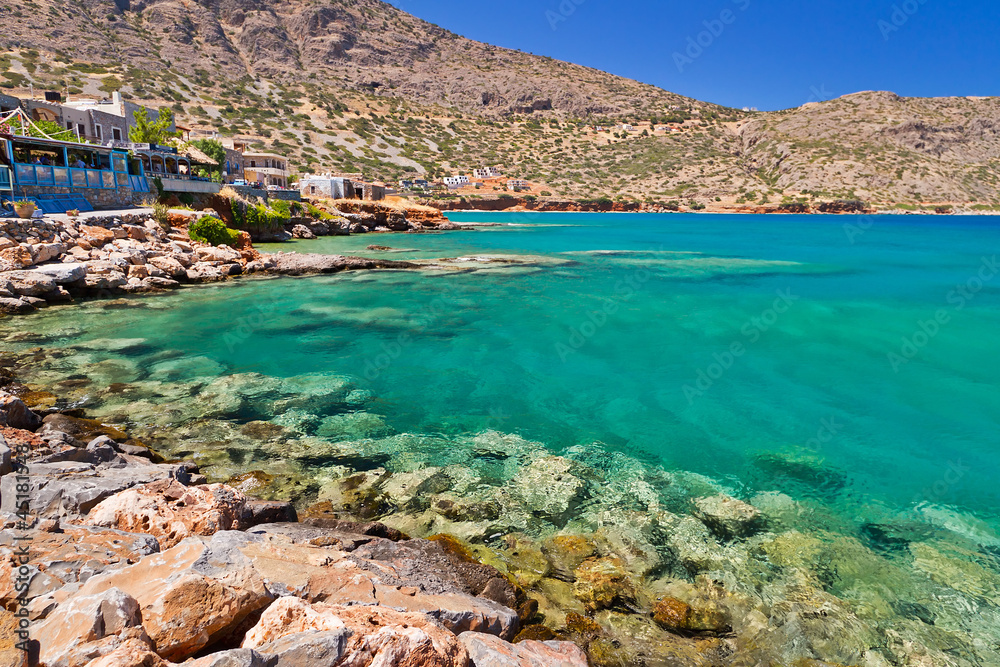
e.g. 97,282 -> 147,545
4,208 -> 1000,666
0,203 -> 472,317
0,375 -> 591,667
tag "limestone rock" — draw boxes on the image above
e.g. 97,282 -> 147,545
0,524 -> 159,611
0,609 -> 28,667
147,256 -> 187,278
693,494 -> 762,540
255,631 -> 349,666
81,226 -> 116,247
3,270 -> 57,297
33,587 -> 141,667
79,636 -> 169,667
0,436 -> 10,475
291,224 -> 316,239
0,393 -> 42,431
459,632 -> 588,667
26,262 -> 87,284
29,242 -> 66,264
244,598 -> 470,667
0,297 -> 35,314
187,648 -> 275,667
242,596 -> 347,647
85,479 -> 252,549
73,532 -> 273,661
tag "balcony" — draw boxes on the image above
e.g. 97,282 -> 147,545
245,166 -> 288,177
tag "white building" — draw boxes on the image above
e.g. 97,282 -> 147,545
473,166 -> 502,179
300,174 -> 355,199
506,179 -> 529,191
444,175 -> 470,188
621,124 -> 634,132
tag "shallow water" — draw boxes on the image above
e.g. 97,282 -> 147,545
6,212 -> 1000,662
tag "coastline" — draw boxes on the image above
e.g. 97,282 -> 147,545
3,208 -> 1000,666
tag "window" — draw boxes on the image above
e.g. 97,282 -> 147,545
249,160 -> 256,168
77,124 -> 85,136
66,122 -> 73,130
112,127 -> 122,141
95,124 -> 103,140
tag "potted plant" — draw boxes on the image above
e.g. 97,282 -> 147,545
66,208 -> 80,218
12,200 -> 36,219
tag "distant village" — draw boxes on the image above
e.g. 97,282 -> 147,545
0,89 -> 556,216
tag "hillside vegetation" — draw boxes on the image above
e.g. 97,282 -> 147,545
2,0 -> 998,207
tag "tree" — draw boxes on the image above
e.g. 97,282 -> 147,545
26,119 -> 78,141
191,138 -> 226,181
129,107 -> 180,144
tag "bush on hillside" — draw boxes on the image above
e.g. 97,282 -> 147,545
231,200 -> 287,234
189,217 -> 239,246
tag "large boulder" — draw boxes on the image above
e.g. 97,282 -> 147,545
32,587 -> 141,667
0,524 -> 160,611
239,525 -> 518,640
85,479 -> 252,549
0,297 -> 35,314
26,262 -> 87,284
2,270 -> 57,297
71,532 -> 273,662
148,256 -> 188,278
80,226 -> 116,247
0,392 -> 41,431
77,636 -> 169,667
291,225 -> 316,240
0,458 -> 195,519
242,596 -> 470,667
28,243 -> 66,264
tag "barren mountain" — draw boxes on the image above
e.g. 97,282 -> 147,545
1,0 -> 998,208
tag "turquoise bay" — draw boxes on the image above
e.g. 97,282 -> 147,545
8,211 -> 1000,534
13,212 -> 1000,528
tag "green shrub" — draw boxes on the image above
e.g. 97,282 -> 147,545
269,199 -> 303,217
231,201 -> 288,234
151,200 -> 171,232
189,217 -> 239,246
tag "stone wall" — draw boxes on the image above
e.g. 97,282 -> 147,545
268,189 -> 301,202
0,217 -> 62,244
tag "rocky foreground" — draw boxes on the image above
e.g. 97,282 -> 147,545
0,389 -> 589,667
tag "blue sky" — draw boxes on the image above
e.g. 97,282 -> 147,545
386,0 -> 998,111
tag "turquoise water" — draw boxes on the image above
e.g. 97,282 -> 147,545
8,211 -> 1000,661
12,212 -> 1000,526
256,212 -> 1000,526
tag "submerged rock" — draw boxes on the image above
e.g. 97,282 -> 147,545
693,494 -> 763,540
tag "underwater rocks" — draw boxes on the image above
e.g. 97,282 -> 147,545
693,494 -> 763,540
268,252 -> 418,275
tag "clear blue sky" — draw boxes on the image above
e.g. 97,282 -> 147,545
386,0 -> 998,111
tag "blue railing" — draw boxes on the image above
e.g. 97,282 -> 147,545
14,163 -> 127,190
0,166 -> 11,191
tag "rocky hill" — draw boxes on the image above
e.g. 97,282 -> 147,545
1,0 -> 998,208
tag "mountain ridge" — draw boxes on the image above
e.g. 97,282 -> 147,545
1,0 -> 998,207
